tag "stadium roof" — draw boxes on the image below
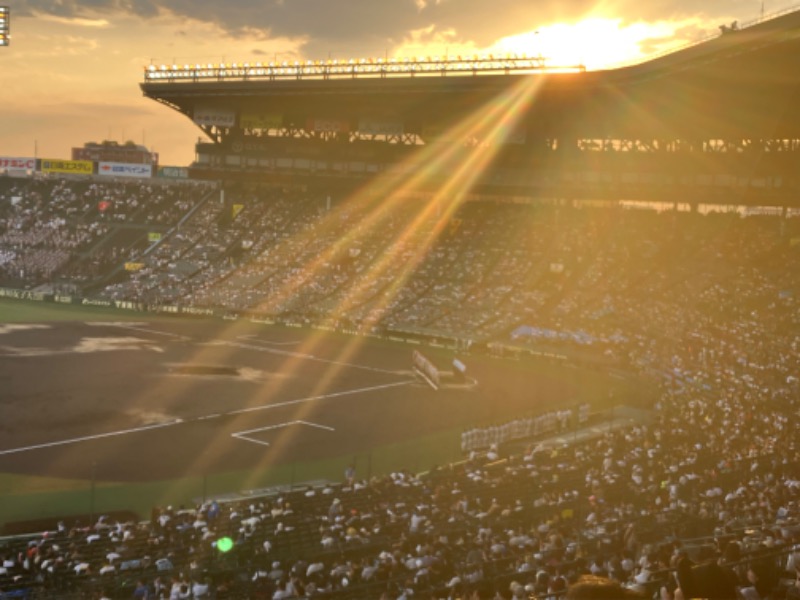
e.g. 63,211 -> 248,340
141,8 -> 800,141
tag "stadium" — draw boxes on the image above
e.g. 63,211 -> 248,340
0,4 -> 800,599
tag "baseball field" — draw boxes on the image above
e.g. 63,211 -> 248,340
0,297 -> 643,528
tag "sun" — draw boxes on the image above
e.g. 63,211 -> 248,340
493,18 -> 688,71
391,17 -> 699,72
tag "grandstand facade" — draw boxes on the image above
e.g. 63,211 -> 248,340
141,9 -> 800,206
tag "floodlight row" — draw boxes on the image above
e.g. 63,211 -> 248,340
143,55 -> 569,82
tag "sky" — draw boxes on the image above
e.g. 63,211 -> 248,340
0,0 -> 776,166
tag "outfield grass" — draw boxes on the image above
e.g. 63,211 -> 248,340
0,428 -> 463,525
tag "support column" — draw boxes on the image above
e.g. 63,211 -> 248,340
781,205 -> 788,238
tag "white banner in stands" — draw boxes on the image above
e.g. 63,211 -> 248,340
358,118 -> 404,136
98,162 -> 153,178
307,118 -> 349,133
412,349 -> 440,389
193,108 -> 236,127
0,157 -> 35,171
158,166 -> 189,179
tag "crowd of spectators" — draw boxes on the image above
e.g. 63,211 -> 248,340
1,358 -> 799,599
0,177 -> 212,291
88,189 -> 794,372
1,178 -> 799,599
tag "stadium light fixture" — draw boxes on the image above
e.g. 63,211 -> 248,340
142,52 -> 581,83
0,6 -> 8,47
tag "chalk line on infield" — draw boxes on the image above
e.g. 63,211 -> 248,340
0,380 -> 413,456
86,322 -> 192,341
232,420 -> 335,448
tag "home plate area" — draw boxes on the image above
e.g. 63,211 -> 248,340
0,319 -> 464,481
231,420 -> 336,448
0,317 -> 599,482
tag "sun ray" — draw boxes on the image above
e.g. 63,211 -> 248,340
144,72 -> 548,496
234,75 -> 547,484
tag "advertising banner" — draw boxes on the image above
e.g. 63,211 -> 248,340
0,156 -> 35,172
358,118 -> 404,137
412,349 -> 440,389
307,118 -> 350,133
40,159 -> 93,175
158,166 -> 189,179
193,108 -> 236,128
240,113 -> 283,130
81,298 -> 113,307
98,162 -> 153,178
0,287 -> 45,301
181,306 -> 214,316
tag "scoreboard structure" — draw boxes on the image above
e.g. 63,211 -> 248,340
0,6 -> 8,47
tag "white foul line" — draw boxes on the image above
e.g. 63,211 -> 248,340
0,380 -> 412,456
226,380 -> 413,416
234,436 -> 271,448
235,420 -> 336,436
0,420 -> 182,456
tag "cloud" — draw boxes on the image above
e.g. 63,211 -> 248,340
16,33 -> 101,57
392,24 -> 479,60
1,0 -> 764,167
414,0 -> 444,11
15,0 -> 160,19
11,0 -> 757,60
36,14 -> 110,27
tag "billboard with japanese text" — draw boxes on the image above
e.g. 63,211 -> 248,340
0,156 -> 35,172
98,162 -> 153,178
40,159 -> 93,175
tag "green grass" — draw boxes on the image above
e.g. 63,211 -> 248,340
0,428 -> 463,524
0,297 -> 152,323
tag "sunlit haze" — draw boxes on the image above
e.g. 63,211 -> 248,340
0,2 -> 757,165
395,17 -> 703,71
